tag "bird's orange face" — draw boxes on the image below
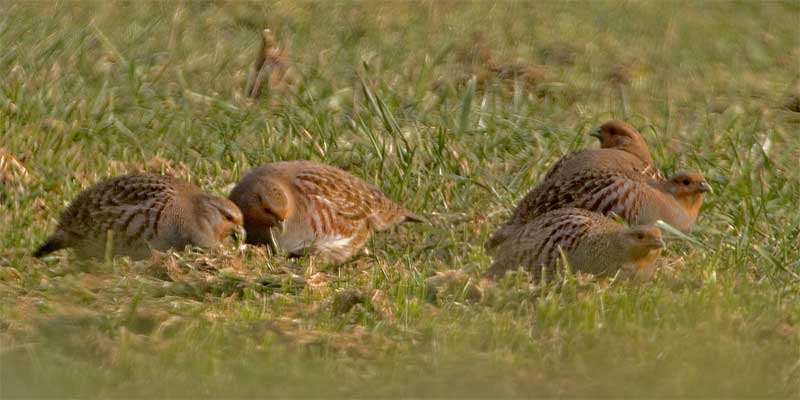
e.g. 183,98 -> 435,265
250,204 -> 288,229
667,172 -> 712,197
623,225 -> 665,260
239,205 -> 282,246
668,172 -> 712,213
211,199 -> 244,242
193,195 -> 244,246
238,185 -> 291,247
229,178 -> 293,247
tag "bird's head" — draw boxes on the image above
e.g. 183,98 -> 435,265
660,171 -> 711,222
196,194 -> 244,244
590,120 -> 653,164
229,176 -> 293,247
621,225 -> 665,260
666,171 -> 711,201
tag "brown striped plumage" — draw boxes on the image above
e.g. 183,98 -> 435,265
487,171 -> 710,250
229,161 -> 421,264
34,174 -> 243,260
544,120 -> 661,182
486,208 -> 665,280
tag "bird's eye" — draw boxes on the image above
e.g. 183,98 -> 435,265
682,179 -> 690,185
637,233 -> 645,240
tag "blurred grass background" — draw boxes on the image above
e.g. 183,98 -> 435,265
1,1 -> 799,397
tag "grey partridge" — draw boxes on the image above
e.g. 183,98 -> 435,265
487,170 -> 710,250
544,120 -> 661,182
34,174 -> 243,260
229,161 -> 421,264
486,208 -> 665,280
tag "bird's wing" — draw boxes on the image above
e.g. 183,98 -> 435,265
293,168 -> 382,221
511,170 -> 647,225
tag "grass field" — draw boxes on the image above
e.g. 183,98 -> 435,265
1,1 -> 799,397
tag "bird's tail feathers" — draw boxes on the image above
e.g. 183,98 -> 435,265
403,212 -> 426,224
33,232 -> 67,258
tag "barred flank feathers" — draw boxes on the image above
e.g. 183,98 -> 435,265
486,208 -> 664,280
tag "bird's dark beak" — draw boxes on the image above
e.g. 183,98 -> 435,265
653,237 -> 666,249
698,182 -> 713,193
589,128 -> 601,139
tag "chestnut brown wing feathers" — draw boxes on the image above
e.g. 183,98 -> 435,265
293,166 -> 411,230
509,170 -> 647,226
293,170 -> 373,221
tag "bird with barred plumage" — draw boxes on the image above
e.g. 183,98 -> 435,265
487,120 -> 710,251
486,208 -> 665,280
229,161 -> 422,264
34,174 -> 243,260
487,169 -> 710,251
